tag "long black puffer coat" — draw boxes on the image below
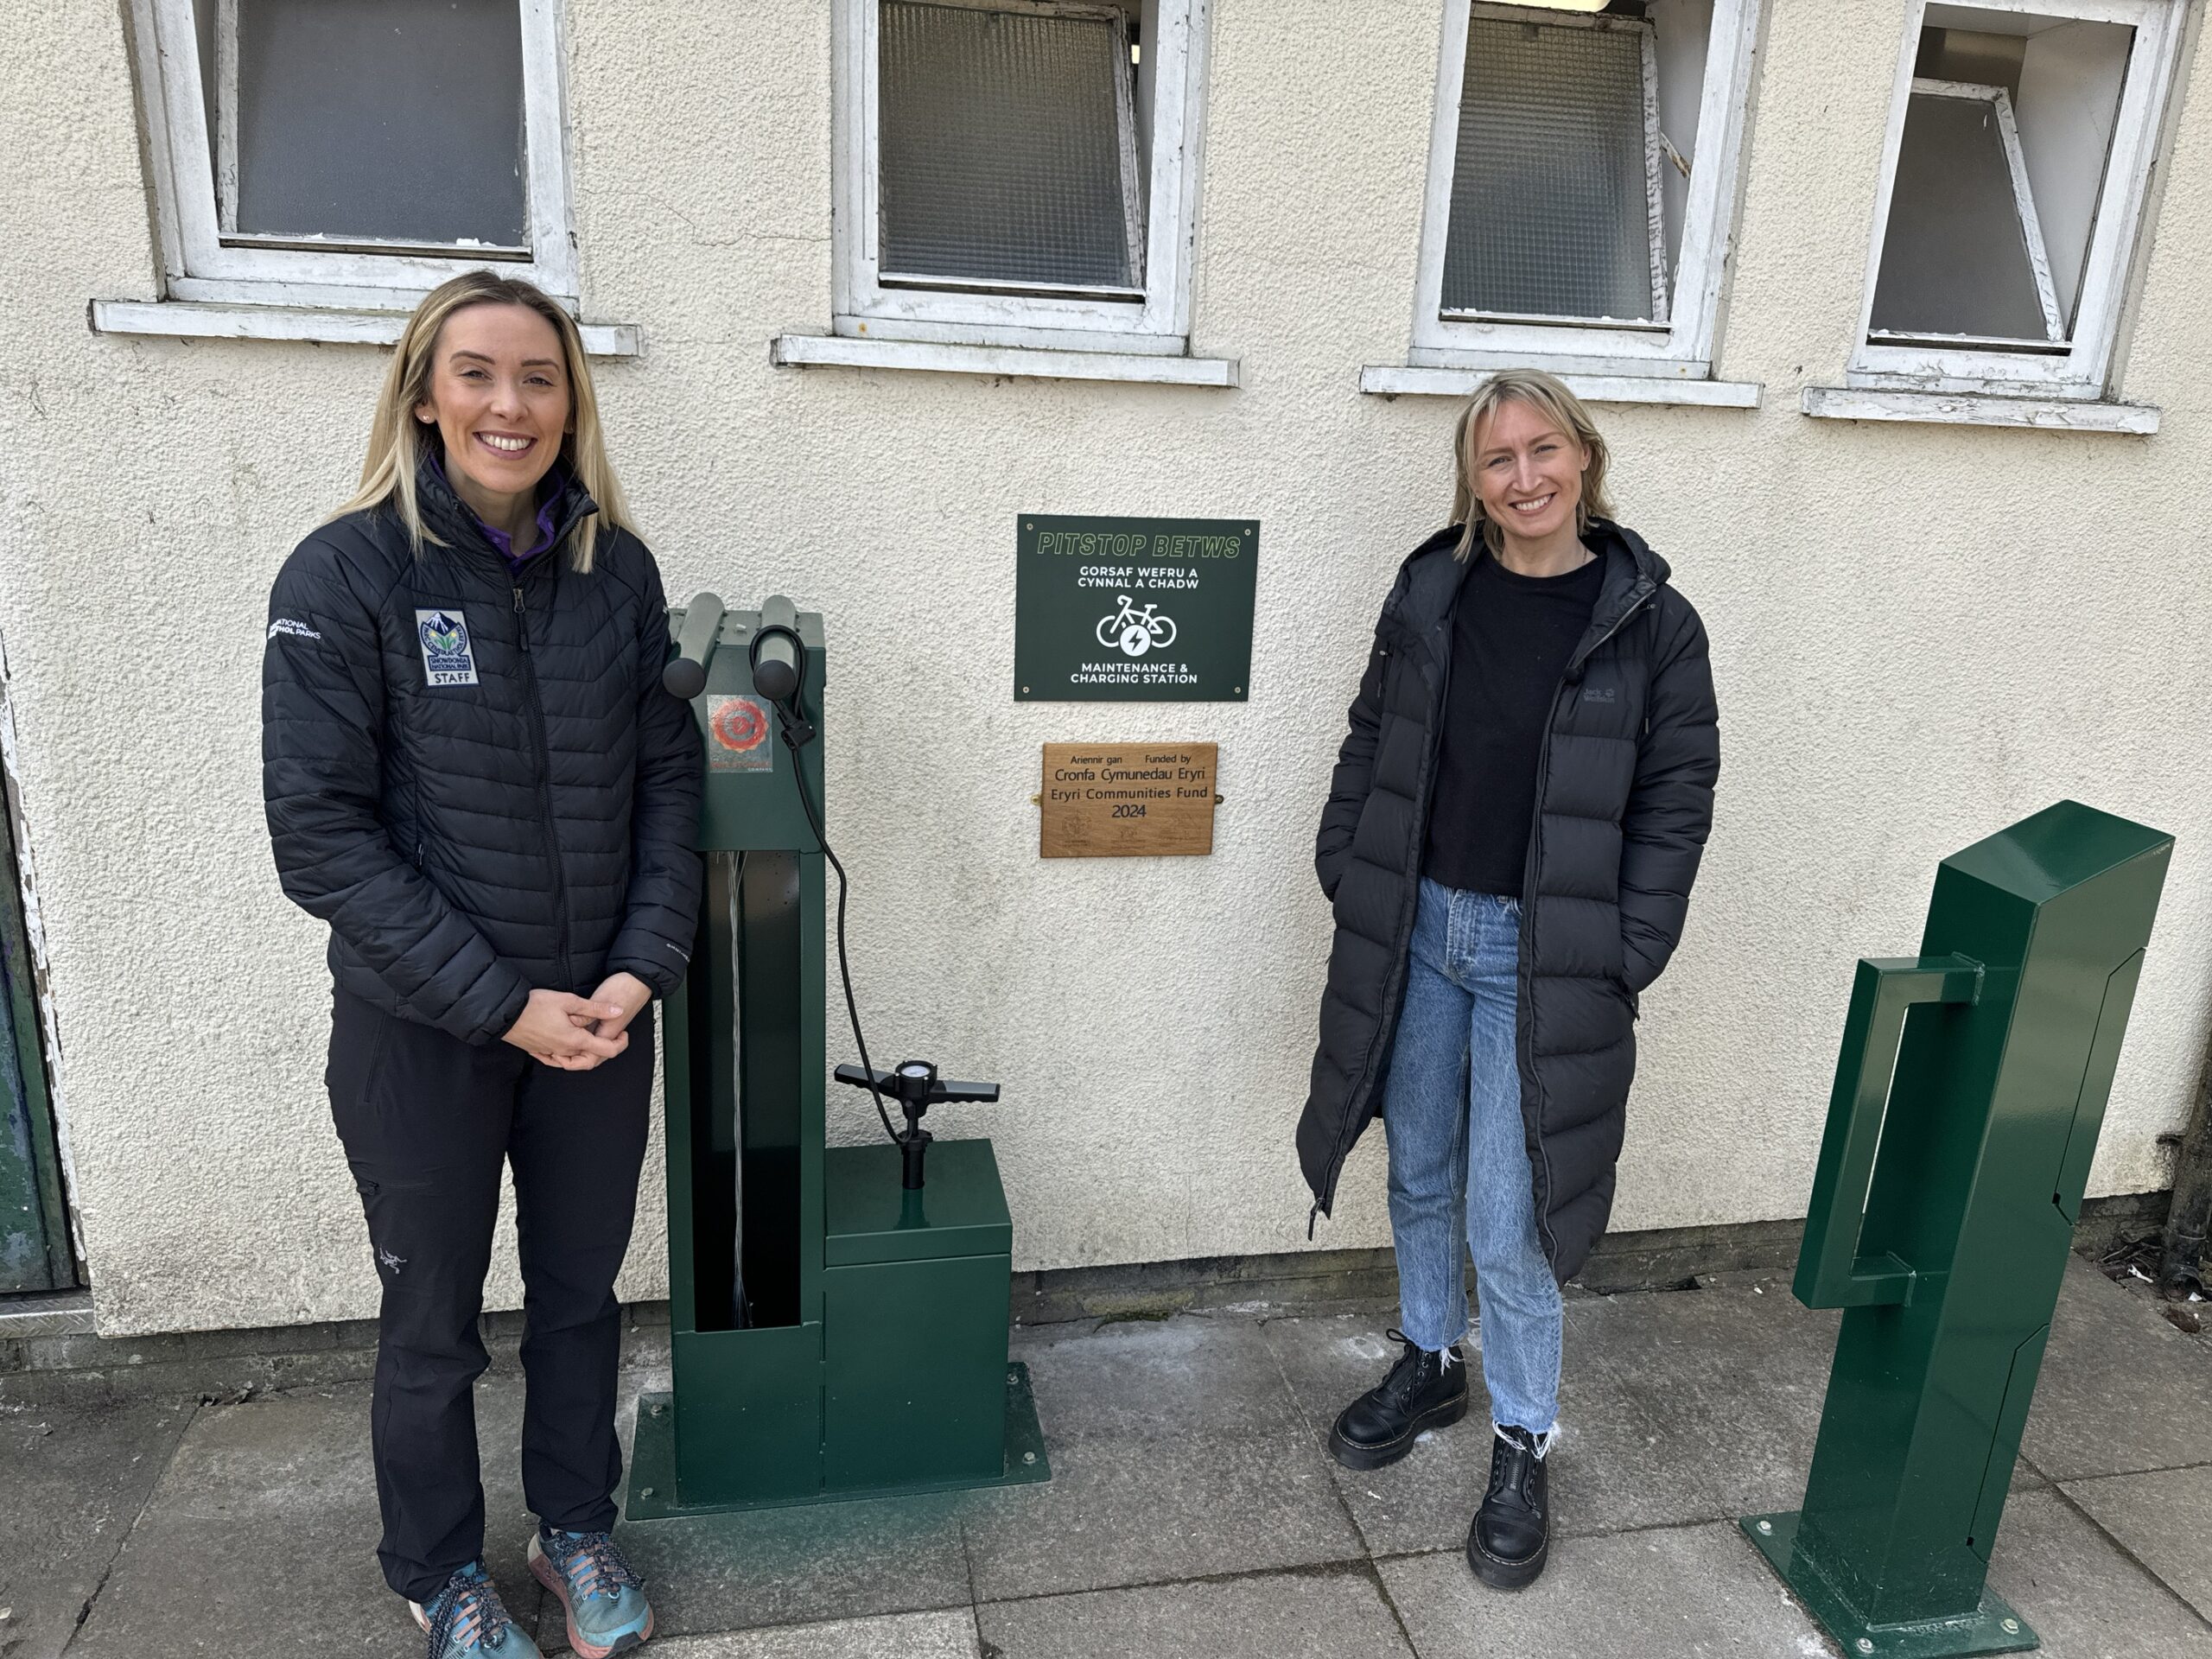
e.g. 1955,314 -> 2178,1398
1300,519 -> 1719,1283
263,460 -> 703,1046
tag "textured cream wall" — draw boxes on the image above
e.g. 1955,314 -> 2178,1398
2,1 -> 2208,1336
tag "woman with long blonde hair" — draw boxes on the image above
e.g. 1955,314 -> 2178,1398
1299,370 -> 1719,1590
264,270 -> 701,1659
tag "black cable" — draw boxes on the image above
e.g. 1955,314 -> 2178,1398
766,652 -> 898,1148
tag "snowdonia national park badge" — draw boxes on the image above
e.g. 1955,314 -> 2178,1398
416,608 -> 480,686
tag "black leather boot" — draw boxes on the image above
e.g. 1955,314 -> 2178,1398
1466,1424 -> 1551,1588
1327,1330 -> 1469,1470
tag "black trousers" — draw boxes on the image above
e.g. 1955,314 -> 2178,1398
327,989 -> 653,1602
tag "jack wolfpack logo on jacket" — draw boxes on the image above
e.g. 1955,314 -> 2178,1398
416,609 -> 479,686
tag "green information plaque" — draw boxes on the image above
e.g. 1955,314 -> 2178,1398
1014,514 -> 1258,702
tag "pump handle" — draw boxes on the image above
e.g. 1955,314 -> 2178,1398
753,594 -> 804,702
663,593 -> 725,699
1795,954 -> 1981,1311
834,1063 -> 1001,1105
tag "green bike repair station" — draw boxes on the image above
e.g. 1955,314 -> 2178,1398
630,588 -> 2175,1659
626,595 -> 1049,1517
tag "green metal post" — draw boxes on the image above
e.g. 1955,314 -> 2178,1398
664,605 -> 830,1508
1745,801 -> 2172,1657
626,601 -> 1049,1521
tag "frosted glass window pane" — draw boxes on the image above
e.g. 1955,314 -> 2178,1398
1444,17 -> 1656,321
879,1 -> 1136,288
1872,92 -> 2048,340
204,0 -> 528,247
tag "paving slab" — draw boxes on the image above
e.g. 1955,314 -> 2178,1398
2020,1259 -> 2212,1480
630,1609 -> 978,1658
957,1315 -> 1363,1600
67,1380 -> 543,1659
1262,1302 -> 1740,1551
1580,1277 -> 1854,1523
1595,1276 -> 2057,1518
1981,1488 -> 2212,1657
976,1563 -> 1414,1658
955,1433 -> 1361,1603
1378,1521 -> 1823,1658
0,1396 -> 192,1659
2058,1463 -> 2212,1623
1009,1313 -> 1303,1443
593,1492 -> 971,1644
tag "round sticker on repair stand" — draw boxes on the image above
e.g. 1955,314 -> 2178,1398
707,694 -> 772,772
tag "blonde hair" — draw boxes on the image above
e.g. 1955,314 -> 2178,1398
1449,368 -> 1614,563
327,270 -> 632,574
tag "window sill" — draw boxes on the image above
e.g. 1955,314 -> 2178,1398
771,334 -> 1238,386
1359,365 -> 1762,409
89,300 -> 643,358
1801,385 -> 2158,434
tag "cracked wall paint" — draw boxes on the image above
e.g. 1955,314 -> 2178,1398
1,0 -> 2209,1336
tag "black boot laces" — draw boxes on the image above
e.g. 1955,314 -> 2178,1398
425,1572 -> 512,1656
1380,1328 -> 1453,1405
1487,1426 -> 1545,1508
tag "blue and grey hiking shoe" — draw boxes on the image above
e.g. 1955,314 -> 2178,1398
529,1526 -> 653,1657
409,1561 -> 541,1659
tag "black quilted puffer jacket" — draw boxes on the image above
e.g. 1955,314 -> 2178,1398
1300,519 -> 1719,1283
263,460 -> 703,1046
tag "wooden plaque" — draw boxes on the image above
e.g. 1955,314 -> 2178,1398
1039,743 -> 1217,858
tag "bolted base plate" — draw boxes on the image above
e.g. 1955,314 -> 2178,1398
624,1361 -> 1051,1521
1741,1512 -> 2037,1658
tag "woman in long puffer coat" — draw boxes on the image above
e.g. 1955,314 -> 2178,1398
1298,369 -> 1719,1591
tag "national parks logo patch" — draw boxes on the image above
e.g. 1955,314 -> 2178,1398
416,609 -> 480,687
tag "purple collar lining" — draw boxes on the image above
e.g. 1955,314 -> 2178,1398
429,448 -> 566,575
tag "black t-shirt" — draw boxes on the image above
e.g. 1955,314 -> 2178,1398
1422,547 -> 1605,897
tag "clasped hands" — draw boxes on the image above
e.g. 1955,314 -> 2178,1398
500,972 -> 652,1070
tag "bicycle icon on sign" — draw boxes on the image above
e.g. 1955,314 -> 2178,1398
1096,594 -> 1179,658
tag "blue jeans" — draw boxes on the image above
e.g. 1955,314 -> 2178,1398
1382,878 -> 1563,1436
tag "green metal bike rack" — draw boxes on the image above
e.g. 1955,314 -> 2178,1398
626,595 -> 1049,1519
1744,800 -> 2172,1656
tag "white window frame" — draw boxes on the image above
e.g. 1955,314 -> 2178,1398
1407,0 -> 1764,380
1849,0 -> 2186,398
1877,80 -> 2067,349
831,0 -> 1208,354
127,0 -> 579,308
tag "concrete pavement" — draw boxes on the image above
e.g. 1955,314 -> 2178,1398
3,1255 -> 2208,1659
